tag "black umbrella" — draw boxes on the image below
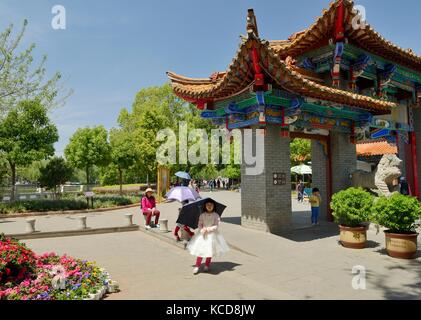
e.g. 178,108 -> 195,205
176,197 -> 226,229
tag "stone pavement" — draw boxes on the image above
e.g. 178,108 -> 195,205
1,191 -> 421,300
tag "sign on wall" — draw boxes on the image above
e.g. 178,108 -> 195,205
273,173 -> 286,185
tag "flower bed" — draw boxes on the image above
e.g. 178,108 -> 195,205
0,234 -> 118,300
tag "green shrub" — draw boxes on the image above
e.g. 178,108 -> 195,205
0,196 -> 138,214
91,196 -> 138,209
330,187 -> 373,228
371,193 -> 421,233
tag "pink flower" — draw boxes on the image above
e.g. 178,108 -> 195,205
21,280 -> 30,287
5,288 -> 14,295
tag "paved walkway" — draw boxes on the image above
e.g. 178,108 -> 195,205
1,191 -> 420,300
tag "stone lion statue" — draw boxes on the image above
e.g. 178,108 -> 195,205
350,154 -> 402,197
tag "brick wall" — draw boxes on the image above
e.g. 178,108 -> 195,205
330,132 -> 356,193
241,125 -> 292,234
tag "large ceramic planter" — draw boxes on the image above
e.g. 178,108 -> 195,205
384,231 -> 419,259
339,225 -> 367,249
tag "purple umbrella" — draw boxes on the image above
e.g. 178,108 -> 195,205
165,186 -> 200,203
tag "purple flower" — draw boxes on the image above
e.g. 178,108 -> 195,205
72,283 -> 81,290
37,292 -> 49,300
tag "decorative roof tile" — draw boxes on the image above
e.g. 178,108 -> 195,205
356,140 -> 398,156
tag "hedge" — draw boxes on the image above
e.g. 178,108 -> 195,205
0,196 -> 139,214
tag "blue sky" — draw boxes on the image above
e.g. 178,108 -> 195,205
1,0 -> 420,156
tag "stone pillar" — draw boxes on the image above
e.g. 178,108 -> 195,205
311,140 -> 328,221
124,214 -> 134,226
330,132 -> 357,193
241,125 -> 291,234
77,216 -> 87,230
25,219 -> 36,234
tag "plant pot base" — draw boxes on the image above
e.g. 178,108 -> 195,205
339,225 -> 367,249
386,249 -> 417,260
340,241 -> 366,249
385,232 -> 418,260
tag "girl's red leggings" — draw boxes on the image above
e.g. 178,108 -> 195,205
195,257 -> 211,267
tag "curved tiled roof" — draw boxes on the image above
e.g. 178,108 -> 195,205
357,140 -> 397,156
168,38 -> 397,112
270,0 -> 421,71
167,0 -> 420,111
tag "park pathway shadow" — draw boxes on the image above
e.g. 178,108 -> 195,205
370,257 -> 421,299
191,262 -> 241,275
0,220 -> 14,224
221,217 -> 241,225
278,222 -> 339,242
207,262 -> 241,275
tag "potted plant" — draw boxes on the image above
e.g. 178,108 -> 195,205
371,193 -> 421,259
330,188 -> 373,249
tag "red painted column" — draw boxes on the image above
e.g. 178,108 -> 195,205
334,0 -> 345,41
251,47 -> 264,86
410,132 -> 420,199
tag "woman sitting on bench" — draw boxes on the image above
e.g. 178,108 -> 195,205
141,188 -> 160,230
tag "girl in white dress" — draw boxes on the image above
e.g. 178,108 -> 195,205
187,199 -> 230,274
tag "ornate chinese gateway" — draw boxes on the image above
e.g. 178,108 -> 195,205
167,0 -> 421,234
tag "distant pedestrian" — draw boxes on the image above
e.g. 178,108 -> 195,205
309,188 -> 321,226
187,199 -> 229,274
296,180 -> 304,202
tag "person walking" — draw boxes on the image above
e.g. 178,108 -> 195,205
173,200 -> 192,241
187,199 -> 229,274
296,180 -> 304,202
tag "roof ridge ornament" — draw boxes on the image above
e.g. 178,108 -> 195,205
246,9 -> 259,38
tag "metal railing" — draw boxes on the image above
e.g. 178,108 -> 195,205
0,184 -> 98,202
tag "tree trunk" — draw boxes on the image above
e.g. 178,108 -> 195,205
86,166 -> 90,191
9,162 -> 16,202
119,168 -> 123,196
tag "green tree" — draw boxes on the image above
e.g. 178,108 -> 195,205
109,128 -> 139,194
0,153 -> 8,186
221,165 -> 241,180
64,126 -> 111,188
290,138 -> 311,166
0,100 -> 58,200
190,164 -> 218,181
98,164 -> 119,186
17,160 -> 46,183
39,157 -> 73,198
0,20 -> 71,116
